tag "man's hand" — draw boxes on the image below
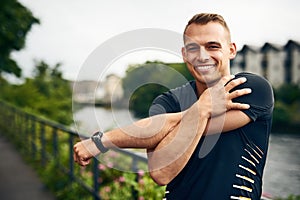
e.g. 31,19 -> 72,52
73,138 -> 101,166
198,75 -> 251,118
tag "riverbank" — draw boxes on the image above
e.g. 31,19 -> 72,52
262,133 -> 300,198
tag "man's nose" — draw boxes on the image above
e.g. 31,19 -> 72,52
197,47 -> 210,62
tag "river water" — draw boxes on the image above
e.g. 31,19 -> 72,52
73,106 -> 300,198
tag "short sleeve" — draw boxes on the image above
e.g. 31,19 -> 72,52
230,72 -> 274,121
149,81 -> 197,117
149,92 -> 180,116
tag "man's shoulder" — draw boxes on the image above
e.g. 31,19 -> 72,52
149,81 -> 197,116
233,72 -> 274,120
234,72 -> 273,92
235,72 -> 262,79
235,72 -> 270,84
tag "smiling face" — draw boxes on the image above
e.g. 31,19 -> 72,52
182,22 -> 237,93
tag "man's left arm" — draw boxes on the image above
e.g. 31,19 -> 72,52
203,110 -> 251,135
204,73 -> 274,135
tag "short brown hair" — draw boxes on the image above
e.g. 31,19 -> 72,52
184,13 -> 231,41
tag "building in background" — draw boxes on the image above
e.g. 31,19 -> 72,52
102,74 -> 124,104
72,74 -> 123,105
231,40 -> 300,88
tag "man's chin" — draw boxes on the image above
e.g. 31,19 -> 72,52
197,72 -> 221,86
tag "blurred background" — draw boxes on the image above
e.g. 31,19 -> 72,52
0,0 -> 299,200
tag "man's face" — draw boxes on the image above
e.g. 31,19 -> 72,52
182,22 -> 236,88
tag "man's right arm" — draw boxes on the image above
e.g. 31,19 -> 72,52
73,111 -> 183,166
73,76 -> 251,168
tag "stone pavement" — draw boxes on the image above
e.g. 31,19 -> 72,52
0,135 -> 56,200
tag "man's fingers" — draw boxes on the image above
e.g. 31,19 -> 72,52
79,159 -> 91,166
225,77 -> 247,92
226,88 -> 251,110
74,152 -> 91,166
229,102 -> 250,110
228,88 -> 252,99
73,140 -> 95,167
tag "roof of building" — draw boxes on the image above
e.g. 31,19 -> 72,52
239,45 -> 261,53
284,40 -> 300,50
261,42 -> 282,52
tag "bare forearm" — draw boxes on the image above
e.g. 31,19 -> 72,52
102,112 -> 182,150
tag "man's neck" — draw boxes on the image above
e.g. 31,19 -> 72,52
195,71 -> 232,97
195,80 -> 220,97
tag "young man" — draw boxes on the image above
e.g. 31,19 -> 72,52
74,13 -> 274,199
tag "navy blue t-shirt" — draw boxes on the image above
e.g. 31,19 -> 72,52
149,72 -> 274,200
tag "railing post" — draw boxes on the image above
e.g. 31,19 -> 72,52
31,118 -> 36,159
25,114 -> 30,154
132,157 -> 139,200
52,128 -> 59,166
12,108 -> 18,145
92,157 -> 101,200
6,106 -> 12,135
68,134 -> 74,182
40,123 -> 46,166
15,109 -> 21,146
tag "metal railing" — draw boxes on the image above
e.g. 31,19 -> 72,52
0,101 -> 148,200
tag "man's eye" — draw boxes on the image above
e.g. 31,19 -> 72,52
208,45 -> 220,49
187,47 -> 199,52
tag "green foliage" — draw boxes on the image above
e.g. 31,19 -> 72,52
122,61 -> 193,118
128,84 -> 168,118
274,84 -> 300,105
272,84 -> 300,133
0,60 -> 73,125
99,170 -> 165,200
0,0 -> 39,77
38,141 -> 165,200
272,101 -> 291,124
38,145 -> 93,200
0,1 -> 72,125
275,194 -> 300,200
93,150 -> 165,199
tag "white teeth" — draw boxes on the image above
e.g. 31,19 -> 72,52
195,65 -> 215,70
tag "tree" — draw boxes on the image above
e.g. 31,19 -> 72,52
0,60 -> 73,125
0,0 -> 39,77
29,60 -> 73,125
272,84 -> 300,133
122,61 -> 193,118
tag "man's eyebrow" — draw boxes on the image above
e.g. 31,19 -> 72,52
207,41 -> 221,46
185,41 -> 221,47
184,43 -> 199,47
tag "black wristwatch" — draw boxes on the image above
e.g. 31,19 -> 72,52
91,131 -> 109,153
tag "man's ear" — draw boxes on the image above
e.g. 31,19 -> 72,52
181,47 -> 187,62
229,42 -> 237,59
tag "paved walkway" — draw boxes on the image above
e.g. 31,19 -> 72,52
0,135 -> 56,200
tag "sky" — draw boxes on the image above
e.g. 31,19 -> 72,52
11,0 -> 300,81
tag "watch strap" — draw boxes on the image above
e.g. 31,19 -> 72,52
91,131 -> 109,153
